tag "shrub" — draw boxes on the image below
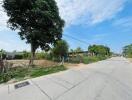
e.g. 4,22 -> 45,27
69,55 -> 82,63
22,51 -> 31,59
82,56 -> 98,64
14,54 -> 23,59
0,72 -> 12,83
82,56 -> 107,64
97,56 -> 107,60
43,53 -> 52,60
10,67 -> 29,79
36,52 -> 45,60
35,52 -> 52,60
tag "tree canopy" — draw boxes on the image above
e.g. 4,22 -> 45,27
88,45 -> 111,56
123,44 -> 132,57
52,40 -> 69,59
3,0 -> 65,64
75,47 -> 83,53
0,49 -> 6,59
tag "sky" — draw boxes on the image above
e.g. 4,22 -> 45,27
0,0 -> 132,53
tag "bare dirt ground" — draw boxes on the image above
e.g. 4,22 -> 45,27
64,63 -> 88,69
128,58 -> 132,62
7,60 -> 87,68
7,60 -> 59,67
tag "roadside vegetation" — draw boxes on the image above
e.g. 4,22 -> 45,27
0,65 -> 66,84
0,43 -> 112,83
0,0 -> 112,84
0,44 -> 111,84
123,44 -> 132,58
82,56 -> 107,64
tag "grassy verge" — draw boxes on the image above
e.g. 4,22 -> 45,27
82,56 -> 107,64
30,65 -> 66,78
69,55 -> 108,64
0,65 -> 66,84
0,56 -> 109,84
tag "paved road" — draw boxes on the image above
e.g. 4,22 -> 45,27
0,57 -> 132,100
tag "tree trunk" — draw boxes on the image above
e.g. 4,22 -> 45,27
0,53 -> 4,74
29,42 -> 35,66
0,59 -> 6,74
62,56 -> 64,65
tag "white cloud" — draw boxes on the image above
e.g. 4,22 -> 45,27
0,0 -> 126,30
56,0 -> 126,27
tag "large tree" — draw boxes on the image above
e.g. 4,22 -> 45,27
3,0 -> 65,65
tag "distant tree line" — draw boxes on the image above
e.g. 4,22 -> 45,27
123,44 -> 132,58
88,45 -> 111,57
0,43 -> 112,61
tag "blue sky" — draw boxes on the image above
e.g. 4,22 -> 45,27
0,0 -> 132,53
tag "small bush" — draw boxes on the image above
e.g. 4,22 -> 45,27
35,52 -> 52,60
36,53 -> 45,60
22,51 -> 31,59
82,56 -> 107,64
68,55 -> 82,64
44,53 -> 53,60
82,56 -> 98,64
0,72 -> 12,83
10,67 -> 31,79
14,54 -> 23,59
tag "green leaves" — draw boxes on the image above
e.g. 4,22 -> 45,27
52,40 -> 69,58
88,45 -> 111,56
123,44 -> 132,57
3,0 -> 65,52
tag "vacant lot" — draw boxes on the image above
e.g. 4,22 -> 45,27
0,56 -> 108,84
7,60 -> 87,68
7,60 -> 59,68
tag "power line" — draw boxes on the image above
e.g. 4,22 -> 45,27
63,34 -> 89,45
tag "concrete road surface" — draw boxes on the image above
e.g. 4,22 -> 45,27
0,57 -> 132,100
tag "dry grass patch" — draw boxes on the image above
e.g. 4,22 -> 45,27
128,58 -> 132,62
7,60 -> 59,67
